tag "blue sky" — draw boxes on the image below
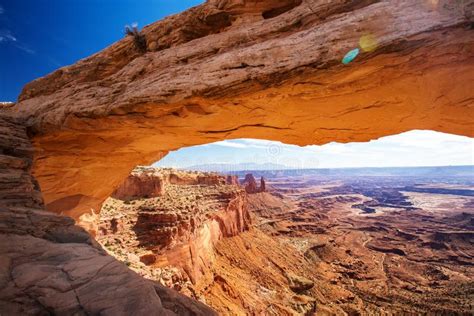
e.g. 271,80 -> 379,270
0,0 -> 202,101
154,130 -> 474,169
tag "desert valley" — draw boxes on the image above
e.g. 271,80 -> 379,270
96,165 -> 474,315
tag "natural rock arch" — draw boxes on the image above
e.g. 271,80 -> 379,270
13,0 -> 474,222
1,1 -> 474,314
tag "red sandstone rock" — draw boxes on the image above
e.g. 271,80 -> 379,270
0,115 -> 216,315
0,116 -> 43,210
242,173 -> 266,193
242,173 -> 258,193
112,167 -> 234,200
197,175 -> 226,185
226,175 -> 240,185
98,167 -> 251,290
112,173 -> 164,200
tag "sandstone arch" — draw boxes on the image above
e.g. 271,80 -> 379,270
12,0 -> 474,222
1,1 -> 474,312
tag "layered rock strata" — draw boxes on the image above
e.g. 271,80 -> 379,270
112,166 -> 239,200
0,115 -> 216,315
97,168 -> 251,295
242,173 -> 266,193
1,0 -> 473,313
0,116 -> 43,210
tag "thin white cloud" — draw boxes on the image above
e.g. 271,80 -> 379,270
211,141 -> 248,148
0,30 -> 16,42
0,6 -> 4,14
0,29 -> 35,54
47,57 -> 63,68
238,139 -> 277,146
227,139 -> 279,149
211,139 -> 275,149
14,42 -> 35,54
155,130 -> 474,169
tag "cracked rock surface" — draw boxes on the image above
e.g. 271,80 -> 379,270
0,113 -> 216,315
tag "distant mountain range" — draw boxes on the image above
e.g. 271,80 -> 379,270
233,165 -> 474,179
181,164 -> 474,179
183,162 -> 293,173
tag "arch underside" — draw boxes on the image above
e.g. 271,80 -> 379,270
12,0 -> 474,220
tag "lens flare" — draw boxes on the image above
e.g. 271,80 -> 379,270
342,48 -> 360,64
425,0 -> 439,10
359,34 -> 378,52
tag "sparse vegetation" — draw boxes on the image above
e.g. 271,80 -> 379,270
125,23 -> 147,53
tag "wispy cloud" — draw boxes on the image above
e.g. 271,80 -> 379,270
13,42 -> 35,54
155,130 -> 474,169
213,139 -> 280,150
0,30 -> 16,42
47,57 -> 63,68
0,6 -> 4,15
210,141 -> 249,148
0,29 -> 35,54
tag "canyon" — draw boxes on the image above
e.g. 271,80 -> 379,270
1,0 -> 474,314
98,167 -> 250,291
95,167 -> 320,314
95,166 -> 474,314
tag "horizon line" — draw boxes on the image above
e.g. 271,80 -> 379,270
176,164 -> 474,171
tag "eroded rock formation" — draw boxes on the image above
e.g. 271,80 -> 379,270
97,167 -> 251,295
6,0 -> 473,220
112,168 -> 164,200
0,116 -> 216,315
96,168 -> 323,314
112,166 -> 235,200
242,173 -> 266,193
0,117 -> 43,210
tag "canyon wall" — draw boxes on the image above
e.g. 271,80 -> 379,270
8,0 -> 474,220
112,173 -> 164,200
112,166 -> 234,200
97,168 -> 251,291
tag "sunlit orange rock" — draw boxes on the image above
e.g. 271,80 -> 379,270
11,0 -> 474,221
97,168 -> 251,287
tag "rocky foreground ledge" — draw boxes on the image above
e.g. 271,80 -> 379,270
0,115 -> 216,315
